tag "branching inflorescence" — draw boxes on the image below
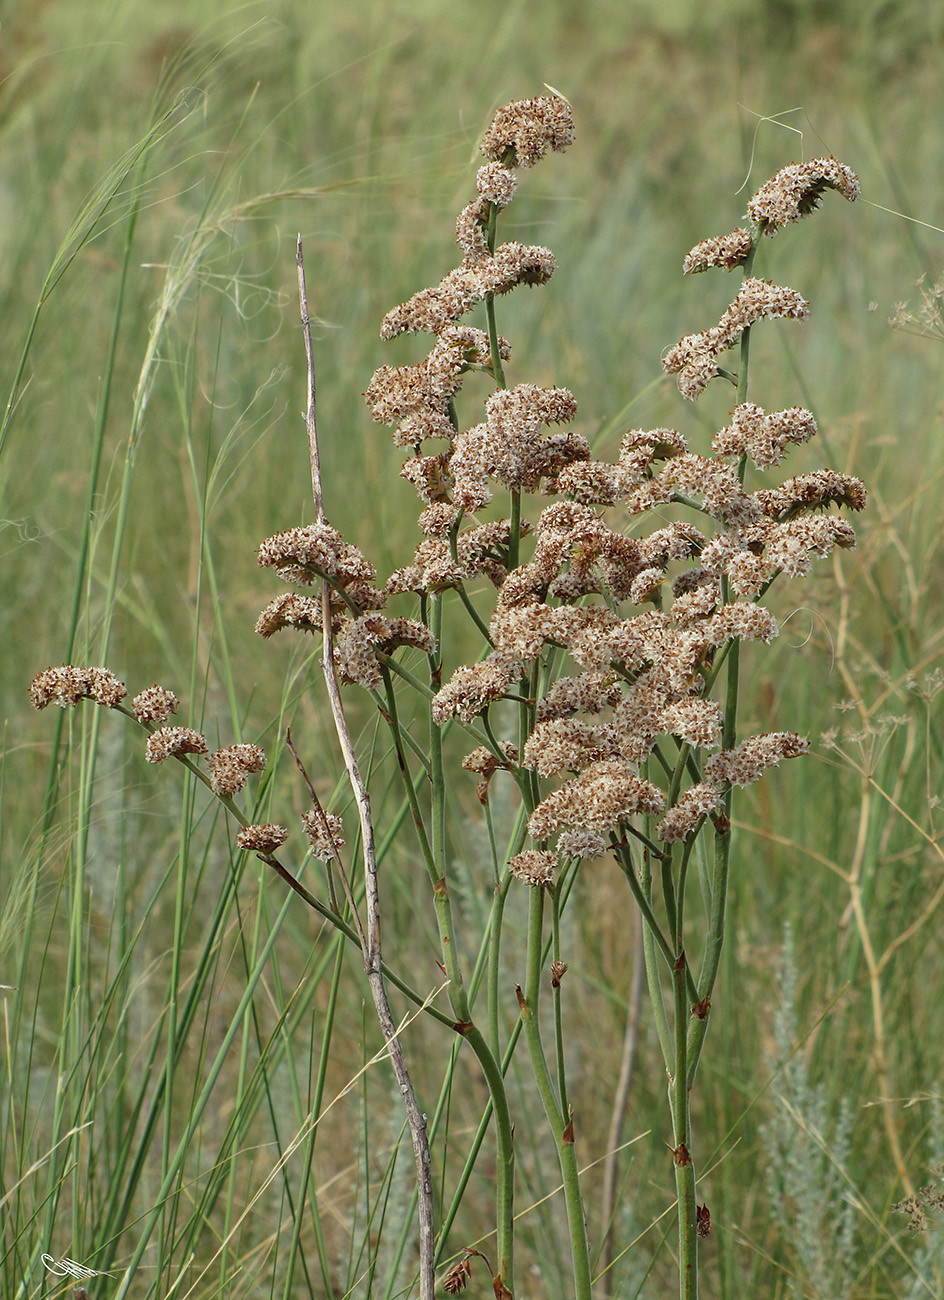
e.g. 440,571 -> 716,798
31,97 -> 862,1300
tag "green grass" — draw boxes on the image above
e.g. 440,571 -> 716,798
2,2 -> 944,1297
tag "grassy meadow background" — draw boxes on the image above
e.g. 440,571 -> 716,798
2,0 -> 944,1296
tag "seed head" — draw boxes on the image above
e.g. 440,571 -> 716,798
132,685 -> 179,724
145,727 -> 208,764
301,809 -> 345,860
208,743 -> 266,797
480,94 -> 575,169
508,849 -> 557,886
236,824 -> 288,854
747,158 -> 859,233
683,227 -> 754,274
30,665 -> 127,710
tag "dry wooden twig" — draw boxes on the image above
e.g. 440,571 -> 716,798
295,234 -> 435,1300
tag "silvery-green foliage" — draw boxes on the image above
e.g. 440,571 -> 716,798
762,925 -> 857,1299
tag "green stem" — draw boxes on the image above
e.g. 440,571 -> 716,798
380,665 -> 438,881
672,950 -> 698,1300
614,845 -> 698,1001
552,882 -> 568,1118
489,871 -> 514,1060
520,887 -> 592,1300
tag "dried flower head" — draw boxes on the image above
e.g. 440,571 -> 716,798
145,726 -> 208,764
255,592 -> 326,638
683,227 -> 754,274
132,685 -> 179,724
460,740 -> 518,803
379,243 -> 557,340
712,403 -> 817,469
476,162 -> 518,207
30,665 -> 127,710
258,523 -> 375,588
557,828 -> 608,860
462,742 -> 519,778
660,698 -> 723,748
236,824 -> 288,854
441,1256 -> 473,1295
365,326 -> 499,445
432,655 -> 521,725
208,743 -> 266,797
757,469 -> 868,516
301,808 -> 345,860
664,280 -> 810,400
480,94 -> 575,168
529,761 -> 664,841
656,783 -> 723,843
704,732 -> 809,788
747,158 -> 859,233
335,614 -> 436,690
455,196 -> 491,265
508,849 -> 557,886
535,671 -> 623,723
523,718 -> 624,777
87,668 -> 128,707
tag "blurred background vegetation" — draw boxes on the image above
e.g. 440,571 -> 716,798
2,1 -> 943,1297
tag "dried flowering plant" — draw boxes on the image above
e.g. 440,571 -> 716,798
30,98 -> 864,1299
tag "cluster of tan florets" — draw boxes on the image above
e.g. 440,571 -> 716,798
245,101 -> 863,876
30,665 -> 128,710
29,664 -> 344,864
413,132 -> 860,867
32,106 -> 864,893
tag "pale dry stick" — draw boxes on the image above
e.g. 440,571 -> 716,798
295,235 -> 435,1300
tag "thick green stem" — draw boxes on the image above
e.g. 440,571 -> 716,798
520,887 -> 592,1300
672,953 -> 698,1300
552,883 -> 568,1118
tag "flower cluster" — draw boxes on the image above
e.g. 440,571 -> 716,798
131,685 -> 179,724
663,278 -> 810,400
302,808 -> 345,861
30,665 -> 127,710
402,139 -> 858,865
243,99 -> 861,884
208,743 -> 266,797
